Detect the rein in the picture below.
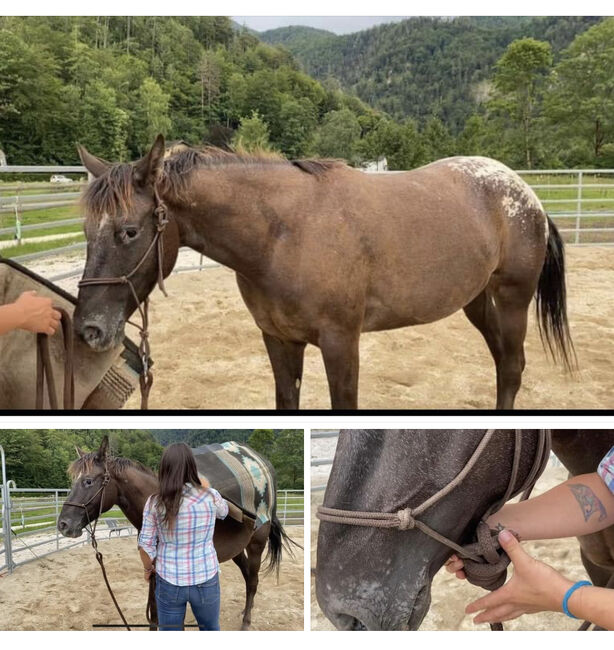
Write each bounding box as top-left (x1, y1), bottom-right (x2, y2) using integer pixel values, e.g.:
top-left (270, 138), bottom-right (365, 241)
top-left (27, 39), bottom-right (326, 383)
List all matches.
top-left (78, 186), bottom-right (170, 410)
top-left (64, 468), bottom-right (131, 630)
top-left (316, 430), bottom-right (552, 630)
top-left (36, 307), bottom-right (75, 409)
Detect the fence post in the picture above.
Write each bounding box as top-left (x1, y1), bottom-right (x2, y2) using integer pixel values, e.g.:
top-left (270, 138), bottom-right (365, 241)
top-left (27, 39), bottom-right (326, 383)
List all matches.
top-left (55, 491), bottom-right (60, 551)
top-left (575, 170), bottom-right (583, 244)
top-left (0, 445), bottom-right (14, 574)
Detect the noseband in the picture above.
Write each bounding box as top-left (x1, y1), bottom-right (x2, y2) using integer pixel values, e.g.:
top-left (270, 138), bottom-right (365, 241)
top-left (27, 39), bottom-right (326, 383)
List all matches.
top-left (317, 430), bottom-right (552, 627)
top-left (78, 186), bottom-right (170, 409)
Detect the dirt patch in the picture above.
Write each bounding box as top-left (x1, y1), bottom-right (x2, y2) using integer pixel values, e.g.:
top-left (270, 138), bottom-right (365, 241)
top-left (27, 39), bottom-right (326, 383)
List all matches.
top-left (0, 527), bottom-right (303, 631)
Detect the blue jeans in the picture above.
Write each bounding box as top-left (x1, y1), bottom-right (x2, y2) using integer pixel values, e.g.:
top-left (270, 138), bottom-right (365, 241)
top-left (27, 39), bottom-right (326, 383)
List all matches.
top-left (155, 573), bottom-right (221, 631)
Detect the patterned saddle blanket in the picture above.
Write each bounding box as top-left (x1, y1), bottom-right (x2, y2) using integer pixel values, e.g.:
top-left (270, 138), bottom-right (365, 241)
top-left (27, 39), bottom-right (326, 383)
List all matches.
top-left (192, 441), bottom-right (276, 529)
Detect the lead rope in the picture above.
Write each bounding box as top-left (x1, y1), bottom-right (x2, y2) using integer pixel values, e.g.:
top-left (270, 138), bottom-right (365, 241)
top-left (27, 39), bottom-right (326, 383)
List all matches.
top-left (78, 186), bottom-right (169, 410)
top-left (35, 308), bottom-right (75, 409)
top-left (64, 469), bottom-right (131, 630)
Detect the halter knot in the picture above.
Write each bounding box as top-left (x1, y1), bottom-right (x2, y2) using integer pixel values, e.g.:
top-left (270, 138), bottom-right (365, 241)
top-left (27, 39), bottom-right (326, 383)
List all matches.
top-left (397, 508), bottom-right (415, 530)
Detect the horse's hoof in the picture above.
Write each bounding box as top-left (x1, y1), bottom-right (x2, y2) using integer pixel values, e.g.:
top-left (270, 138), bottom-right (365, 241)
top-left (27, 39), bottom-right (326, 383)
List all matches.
top-left (241, 622), bottom-right (251, 631)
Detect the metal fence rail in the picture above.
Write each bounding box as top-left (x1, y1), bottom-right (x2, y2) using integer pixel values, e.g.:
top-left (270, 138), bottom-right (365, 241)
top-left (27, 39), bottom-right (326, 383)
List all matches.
top-left (277, 489), bottom-right (304, 526)
top-left (2, 166), bottom-right (614, 271)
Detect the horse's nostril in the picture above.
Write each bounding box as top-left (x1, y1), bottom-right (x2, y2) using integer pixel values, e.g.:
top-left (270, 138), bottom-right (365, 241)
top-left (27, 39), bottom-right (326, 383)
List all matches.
top-left (82, 323), bottom-right (103, 344)
top-left (58, 520), bottom-right (67, 531)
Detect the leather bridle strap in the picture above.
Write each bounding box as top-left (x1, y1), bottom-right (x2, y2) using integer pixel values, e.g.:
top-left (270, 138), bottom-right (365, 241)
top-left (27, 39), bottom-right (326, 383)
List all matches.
top-left (64, 468), bottom-right (131, 630)
top-left (78, 186), bottom-right (169, 409)
top-left (35, 308), bottom-right (75, 410)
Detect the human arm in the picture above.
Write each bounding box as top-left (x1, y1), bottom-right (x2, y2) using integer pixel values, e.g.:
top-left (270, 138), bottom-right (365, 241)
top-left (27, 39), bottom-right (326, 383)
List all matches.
top-left (446, 471), bottom-right (614, 579)
top-left (0, 291), bottom-right (61, 335)
top-left (137, 497), bottom-right (158, 581)
top-left (465, 529), bottom-right (614, 630)
top-left (209, 488), bottom-right (229, 519)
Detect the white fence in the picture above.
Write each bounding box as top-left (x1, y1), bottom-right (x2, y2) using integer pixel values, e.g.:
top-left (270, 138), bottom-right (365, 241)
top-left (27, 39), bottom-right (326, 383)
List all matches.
top-left (1, 166), bottom-right (614, 272)
top-left (277, 489), bottom-right (304, 526)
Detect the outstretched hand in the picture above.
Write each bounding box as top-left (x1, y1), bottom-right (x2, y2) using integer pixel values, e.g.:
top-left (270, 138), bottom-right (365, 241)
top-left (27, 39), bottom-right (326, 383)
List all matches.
top-left (452, 529), bottom-right (574, 625)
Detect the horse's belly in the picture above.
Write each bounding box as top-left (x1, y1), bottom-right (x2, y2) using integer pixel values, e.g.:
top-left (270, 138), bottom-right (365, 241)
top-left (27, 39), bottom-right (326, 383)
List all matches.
top-left (362, 266), bottom-right (493, 331)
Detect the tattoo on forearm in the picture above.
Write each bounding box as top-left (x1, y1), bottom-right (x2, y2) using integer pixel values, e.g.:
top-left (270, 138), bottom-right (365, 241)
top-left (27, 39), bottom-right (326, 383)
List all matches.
top-left (569, 484), bottom-right (607, 523)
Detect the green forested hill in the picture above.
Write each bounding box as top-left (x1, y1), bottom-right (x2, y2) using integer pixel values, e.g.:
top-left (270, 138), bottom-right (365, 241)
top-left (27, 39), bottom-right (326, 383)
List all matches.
top-left (0, 429), bottom-right (303, 489)
top-left (261, 16), bottom-right (602, 131)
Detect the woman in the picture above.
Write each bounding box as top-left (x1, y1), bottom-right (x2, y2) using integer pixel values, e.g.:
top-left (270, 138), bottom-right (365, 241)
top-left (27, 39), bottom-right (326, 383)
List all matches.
top-left (446, 445), bottom-right (614, 629)
top-left (138, 443), bottom-right (229, 631)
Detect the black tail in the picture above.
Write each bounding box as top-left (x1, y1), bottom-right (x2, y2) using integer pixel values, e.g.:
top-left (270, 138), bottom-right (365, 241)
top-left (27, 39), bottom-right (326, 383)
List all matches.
top-left (536, 216), bottom-right (576, 370)
top-left (263, 510), bottom-right (303, 579)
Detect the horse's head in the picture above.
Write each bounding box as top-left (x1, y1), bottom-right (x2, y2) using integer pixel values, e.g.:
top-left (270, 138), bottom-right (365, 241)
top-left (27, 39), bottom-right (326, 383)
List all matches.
top-left (73, 135), bottom-right (180, 351)
top-left (57, 436), bottom-right (118, 537)
top-left (316, 430), bottom-right (540, 631)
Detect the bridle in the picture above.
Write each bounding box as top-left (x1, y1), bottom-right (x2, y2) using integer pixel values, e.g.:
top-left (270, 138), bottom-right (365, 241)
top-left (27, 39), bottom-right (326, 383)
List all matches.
top-left (316, 430), bottom-right (552, 630)
top-left (63, 466), bottom-right (131, 630)
top-left (78, 186), bottom-right (170, 409)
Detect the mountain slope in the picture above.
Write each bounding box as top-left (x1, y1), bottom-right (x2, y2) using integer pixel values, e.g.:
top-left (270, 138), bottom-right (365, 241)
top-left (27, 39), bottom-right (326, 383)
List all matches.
top-left (262, 16), bottom-right (602, 132)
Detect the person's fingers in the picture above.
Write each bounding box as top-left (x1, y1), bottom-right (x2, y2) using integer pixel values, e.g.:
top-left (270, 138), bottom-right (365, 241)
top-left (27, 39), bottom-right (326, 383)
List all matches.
top-left (466, 585), bottom-right (510, 614)
top-left (498, 529), bottom-right (525, 564)
top-left (455, 569), bottom-right (467, 580)
top-left (473, 605), bottom-right (523, 625)
top-left (46, 326), bottom-right (56, 335)
top-left (50, 309), bottom-right (61, 321)
top-left (445, 557), bottom-right (465, 574)
top-left (23, 290), bottom-right (37, 297)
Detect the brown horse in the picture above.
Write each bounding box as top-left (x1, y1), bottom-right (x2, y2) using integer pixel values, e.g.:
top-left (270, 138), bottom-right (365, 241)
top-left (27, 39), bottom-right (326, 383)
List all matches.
top-left (73, 135), bottom-right (574, 409)
top-left (57, 436), bottom-right (295, 630)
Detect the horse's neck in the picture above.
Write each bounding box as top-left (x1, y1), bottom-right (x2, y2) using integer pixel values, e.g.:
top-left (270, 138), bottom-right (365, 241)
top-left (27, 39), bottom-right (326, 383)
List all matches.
top-left (113, 467), bottom-right (158, 531)
top-left (170, 166), bottom-right (305, 275)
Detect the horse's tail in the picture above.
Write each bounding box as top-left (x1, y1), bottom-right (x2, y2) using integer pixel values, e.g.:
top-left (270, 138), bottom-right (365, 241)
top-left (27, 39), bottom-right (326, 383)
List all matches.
top-left (263, 508), bottom-right (303, 579)
top-left (536, 215), bottom-right (576, 371)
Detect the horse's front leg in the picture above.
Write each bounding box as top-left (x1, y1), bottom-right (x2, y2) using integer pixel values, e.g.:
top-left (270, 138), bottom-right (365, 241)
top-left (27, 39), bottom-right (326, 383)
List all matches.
top-left (319, 329), bottom-right (360, 409)
top-left (262, 333), bottom-right (306, 410)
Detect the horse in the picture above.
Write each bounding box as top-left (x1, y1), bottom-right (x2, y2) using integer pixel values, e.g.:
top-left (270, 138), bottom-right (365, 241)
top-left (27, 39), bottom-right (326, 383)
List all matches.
top-left (72, 135), bottom-right (574, 410)
top-left (315, 429), bottom-right (614, 631)
top-left (57, 436), bottom-right (295, 630)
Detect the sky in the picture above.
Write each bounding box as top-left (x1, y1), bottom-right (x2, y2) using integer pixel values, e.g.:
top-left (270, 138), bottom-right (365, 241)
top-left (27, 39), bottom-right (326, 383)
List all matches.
top-left (231, 16), bottom-right (409, 35)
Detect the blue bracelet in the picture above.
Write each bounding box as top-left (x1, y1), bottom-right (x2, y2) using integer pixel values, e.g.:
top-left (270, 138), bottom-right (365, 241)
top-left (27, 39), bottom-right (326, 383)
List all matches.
top-left (562, 580), bottom-right (592, 619)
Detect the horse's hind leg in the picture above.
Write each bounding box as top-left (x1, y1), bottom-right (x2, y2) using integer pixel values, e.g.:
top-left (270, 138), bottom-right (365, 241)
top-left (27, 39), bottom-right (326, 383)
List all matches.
top-left (262, 333), bottom-right (306, 409)
top-left (463, 282), bottom-right (531, 409)
top-left (236, 526), bottom-right (268, 630)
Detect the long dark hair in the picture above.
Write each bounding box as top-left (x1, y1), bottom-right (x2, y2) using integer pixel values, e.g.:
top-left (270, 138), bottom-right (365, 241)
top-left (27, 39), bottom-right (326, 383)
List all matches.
top-left (155, 443), bottom-right (203, 530)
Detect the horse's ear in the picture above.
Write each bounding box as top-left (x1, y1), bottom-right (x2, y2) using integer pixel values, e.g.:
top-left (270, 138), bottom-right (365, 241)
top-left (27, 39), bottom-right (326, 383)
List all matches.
top-left (95, 436), bottom-right (109, 462)
top-left (134, 134), bottom-right (165, 187)
top-left (75, 446), bottom-right (86, 458)
top-left (77, 144), bottom-right (111, 179)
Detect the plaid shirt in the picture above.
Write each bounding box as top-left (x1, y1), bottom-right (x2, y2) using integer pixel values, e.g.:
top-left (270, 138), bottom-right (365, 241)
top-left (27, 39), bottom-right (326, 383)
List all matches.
top-left (598, 447), bottom-right (614, 495)
top-left (138, 484), bottom-right (228, 586)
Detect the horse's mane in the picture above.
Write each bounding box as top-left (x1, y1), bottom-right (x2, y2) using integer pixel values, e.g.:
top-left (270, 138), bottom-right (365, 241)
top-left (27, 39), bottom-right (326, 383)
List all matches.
top-left (82, 146), bottom-right (345, 220)
top-left (68, 452), bottom-right (155, 480)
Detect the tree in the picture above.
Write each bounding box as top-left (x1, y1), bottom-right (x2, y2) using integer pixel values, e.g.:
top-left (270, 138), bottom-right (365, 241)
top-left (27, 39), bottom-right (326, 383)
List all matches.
top-left (488, 38), bottom-right (552, 168)
top-left (423, 117), bottom-right (456, 162)
top-left (247, 430), bottom-right (277, 458)
top-left (313, 108), bottom-right (361, 161)
top-left (544, 18), bottom-right (614, 165)
top-left (232, 111), bottom-right (273, 151)
top-left (132, 77), bottom-right (171, 155)
top-left (277, 97), bottom-right (317, 158)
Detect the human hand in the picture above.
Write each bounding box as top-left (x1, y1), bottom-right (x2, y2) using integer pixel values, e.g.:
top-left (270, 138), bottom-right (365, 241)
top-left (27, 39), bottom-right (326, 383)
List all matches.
top-left (465, 529), bottom-right (573, 624)
top-left (14, 291), bottom-right (61, 335)
top-left (445, 554), bottom-right (466, 580)
top-left (143, 566), bottom-right (155, 582)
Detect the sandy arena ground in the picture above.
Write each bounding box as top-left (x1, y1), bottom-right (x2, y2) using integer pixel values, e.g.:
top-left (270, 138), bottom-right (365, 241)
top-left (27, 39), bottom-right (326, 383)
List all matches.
top-left (311, 463), bottom-right (591, 631)
top-left (0, 527), bottom-right (303, 631)
top-left (24, 245), bottom-right (614, 409)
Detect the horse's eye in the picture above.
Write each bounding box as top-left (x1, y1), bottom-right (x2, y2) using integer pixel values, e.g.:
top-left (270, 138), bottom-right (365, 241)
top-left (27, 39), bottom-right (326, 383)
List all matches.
top-left (122, 227), bottom-right (139, 241)
top-left (83, 478), bottom-right (93, 487)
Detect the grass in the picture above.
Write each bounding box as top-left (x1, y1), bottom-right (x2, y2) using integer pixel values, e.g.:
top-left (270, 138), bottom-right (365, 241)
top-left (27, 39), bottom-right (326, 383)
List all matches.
top-left (0, 233), bottom-right (84, 259)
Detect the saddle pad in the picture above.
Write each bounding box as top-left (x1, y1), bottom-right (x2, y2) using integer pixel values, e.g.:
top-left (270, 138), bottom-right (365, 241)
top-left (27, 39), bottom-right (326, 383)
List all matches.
top-left (192, 441), bottom-right (276, 529)
top-left (0, 257), bottom-right (142, 409)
